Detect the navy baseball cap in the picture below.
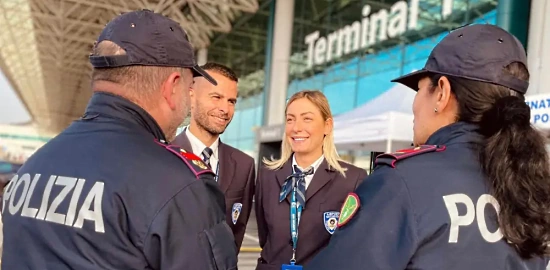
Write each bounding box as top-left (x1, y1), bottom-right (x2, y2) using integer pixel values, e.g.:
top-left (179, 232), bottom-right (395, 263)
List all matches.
top-left (392, 24), bottom-right (528, 94)
top-left (89, 9), bottom-right (217, 86)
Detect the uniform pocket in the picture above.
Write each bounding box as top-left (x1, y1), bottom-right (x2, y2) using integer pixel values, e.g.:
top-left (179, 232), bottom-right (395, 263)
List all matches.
top-left (199, 221), bottom-right (238, 270)
top-left (255, 259), bottom-right (280, 270)
top-left (318, 201), bottom-right (344, 212)
top-left (255, 263), bottom-right (280, 270)
top-left (226, 188), bottom-right (245, 199)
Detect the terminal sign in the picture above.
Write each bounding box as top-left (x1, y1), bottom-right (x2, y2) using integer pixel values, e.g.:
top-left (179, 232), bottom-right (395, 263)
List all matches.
top-left (305, 0), bottom-right (455, 68)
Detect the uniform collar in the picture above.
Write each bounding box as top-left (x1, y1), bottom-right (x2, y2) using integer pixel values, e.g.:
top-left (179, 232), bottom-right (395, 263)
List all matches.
top-left (83, 92), bottom-right (167, 142)
top-left (425, 121), bottom-right (482, 146)
top-left (292, 154), bottom-right (325, 173)
top-left (184, 126), bottom-right (220, 158)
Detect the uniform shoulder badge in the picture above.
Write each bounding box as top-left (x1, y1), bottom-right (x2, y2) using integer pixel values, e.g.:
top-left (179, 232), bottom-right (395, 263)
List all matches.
top-left (232, 203), bottom-right (242, 225)
top-left (323, 211), bottom-right (340, 234)
top-left (375, 144), bottom-right (446, 168)
top-left (155, 141), bottom-right (214, 179)
top-left (337, 193), bottom-right (360, 228)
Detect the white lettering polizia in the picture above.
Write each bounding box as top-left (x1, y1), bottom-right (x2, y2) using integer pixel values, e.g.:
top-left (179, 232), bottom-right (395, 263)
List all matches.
top-left (443, 193), bottom-right (503, 244)
top-left (2, 173), bottom-right (106, 233)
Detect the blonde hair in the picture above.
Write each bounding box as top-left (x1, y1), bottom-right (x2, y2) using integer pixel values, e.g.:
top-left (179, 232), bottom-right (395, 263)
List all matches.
top-left (263, 90), bottom-right (347, 177)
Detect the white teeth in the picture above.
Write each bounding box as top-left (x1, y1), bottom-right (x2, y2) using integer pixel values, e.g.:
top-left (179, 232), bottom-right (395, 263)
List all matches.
top-left (294, 138), bottom-right (306, 141)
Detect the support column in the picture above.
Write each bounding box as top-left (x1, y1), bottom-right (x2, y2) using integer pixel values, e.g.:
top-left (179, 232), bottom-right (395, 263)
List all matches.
top-left (197, 48), bottom-right (208, 66)
top-left (496, 0), bottom-right (531, 48)
top-left (526, 0), bottom-right (550, 95)
top-left (261, 0), bottom-right (276, 126)
top-left (265, 0), bottom-right (295, 126)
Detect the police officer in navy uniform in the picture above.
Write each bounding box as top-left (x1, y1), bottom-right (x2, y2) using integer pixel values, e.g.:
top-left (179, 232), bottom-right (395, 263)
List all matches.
top-left (305, 24), bottom-right (550, 269)
top-left (1, 10), bottom-right (237, 270)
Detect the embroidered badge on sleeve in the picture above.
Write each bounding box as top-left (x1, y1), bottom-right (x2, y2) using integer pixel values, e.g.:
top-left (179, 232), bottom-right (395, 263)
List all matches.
top-left (337, 193), bottom-right (360, 228)
top-left (155, 140), bottom-right (214, 179)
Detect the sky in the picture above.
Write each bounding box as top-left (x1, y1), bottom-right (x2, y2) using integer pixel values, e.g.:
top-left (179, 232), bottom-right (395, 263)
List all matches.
top-left (0, 70), bottom-right (31, 125)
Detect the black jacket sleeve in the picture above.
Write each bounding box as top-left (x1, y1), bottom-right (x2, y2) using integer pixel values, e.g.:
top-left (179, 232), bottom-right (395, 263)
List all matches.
top-left (233, 159), bottom-right (256, 250)
top-left (142, 178), bottom-right (238, 270)
top-left (304, 168), bottom-right (418, 270)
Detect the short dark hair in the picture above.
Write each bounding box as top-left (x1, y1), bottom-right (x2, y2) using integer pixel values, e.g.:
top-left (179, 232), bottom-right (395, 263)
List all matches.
top-left (201, 62), bottom-right (238, 82)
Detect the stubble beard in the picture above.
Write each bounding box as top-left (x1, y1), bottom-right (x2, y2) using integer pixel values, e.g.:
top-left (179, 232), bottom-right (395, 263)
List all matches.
top-left (195, 107), bottom-right (230, 137)
top-left (196, 114), bottom-right (223, 137)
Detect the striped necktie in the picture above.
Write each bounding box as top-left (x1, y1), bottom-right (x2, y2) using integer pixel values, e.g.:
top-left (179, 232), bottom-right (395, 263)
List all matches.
top-left (279, 165), bottom-right (314, 209)
top-left (201, 147), bottom-right (213, 167)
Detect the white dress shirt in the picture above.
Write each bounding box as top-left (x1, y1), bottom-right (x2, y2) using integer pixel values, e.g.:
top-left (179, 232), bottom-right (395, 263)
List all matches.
top-left (292, 154), bottom-right (324, 189)
top-left (185, 126), bottom-right (220, 175)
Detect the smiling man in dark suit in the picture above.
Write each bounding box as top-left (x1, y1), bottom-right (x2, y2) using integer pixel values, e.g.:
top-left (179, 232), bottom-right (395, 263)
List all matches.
top-left (172, 62), bottom-right (255, 252)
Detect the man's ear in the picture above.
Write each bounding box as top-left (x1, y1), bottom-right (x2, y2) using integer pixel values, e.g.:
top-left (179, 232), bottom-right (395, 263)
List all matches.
top-left (435, 76), bottom-right (452, 112)
top-left (188, 86), bottom-right (196, 110)
top-left (189, 85), bottom-right (196, 99)
top-left (161, 71), bottom-right (181, 110)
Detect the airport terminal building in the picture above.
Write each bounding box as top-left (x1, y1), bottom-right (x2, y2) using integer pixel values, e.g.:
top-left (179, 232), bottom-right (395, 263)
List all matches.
top-left (203, 0), bottom-right (546, 171)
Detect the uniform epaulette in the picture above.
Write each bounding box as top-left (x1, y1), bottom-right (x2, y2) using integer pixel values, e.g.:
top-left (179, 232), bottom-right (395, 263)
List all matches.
top-left (375, 145), bottom-right (446, 168)
top-left (155, 141), bottom-right (214, 179)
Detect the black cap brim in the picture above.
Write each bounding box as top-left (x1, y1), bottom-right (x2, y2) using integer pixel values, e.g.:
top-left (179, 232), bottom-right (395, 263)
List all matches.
top-left (391, 69), bottom-right (431, 91)
top-left (192, 65), bottom-right (217, 86)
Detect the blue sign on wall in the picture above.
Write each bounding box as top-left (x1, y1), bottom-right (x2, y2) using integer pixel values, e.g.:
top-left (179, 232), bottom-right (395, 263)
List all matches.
top-left (526, 94), bottom-right (550, 127)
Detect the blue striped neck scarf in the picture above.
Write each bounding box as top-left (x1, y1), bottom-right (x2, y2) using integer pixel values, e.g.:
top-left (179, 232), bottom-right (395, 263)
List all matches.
top-left (279, 165), bottom-right (314, 209)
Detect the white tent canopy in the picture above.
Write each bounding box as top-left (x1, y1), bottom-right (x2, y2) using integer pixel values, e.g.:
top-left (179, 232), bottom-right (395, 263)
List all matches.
top-left (333, 83), bottom-right (416, 152)
top-left (334, 83), bottom-right (416, 123)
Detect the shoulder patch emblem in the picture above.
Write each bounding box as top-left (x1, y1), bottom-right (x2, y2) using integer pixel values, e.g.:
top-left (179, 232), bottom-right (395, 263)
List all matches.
top-left (155, 140), bottom-right (214, 179)
top-left (232, 203), bottom-right (242, 225)
top-left (191, 159), bottom-right (208, 170)
top-left (337, 193), bottom-right (360, 228)
top-left (375, 144), bottom-right (446, 168)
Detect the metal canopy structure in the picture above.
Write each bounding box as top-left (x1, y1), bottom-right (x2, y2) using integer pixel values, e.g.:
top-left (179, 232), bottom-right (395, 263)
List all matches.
top-left (0, 0), bottom-right (259, 133)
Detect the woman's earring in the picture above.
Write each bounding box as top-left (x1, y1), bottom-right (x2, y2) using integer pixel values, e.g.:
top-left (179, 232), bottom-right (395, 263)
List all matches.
top-left (434, 108), bottom-right (438, 113)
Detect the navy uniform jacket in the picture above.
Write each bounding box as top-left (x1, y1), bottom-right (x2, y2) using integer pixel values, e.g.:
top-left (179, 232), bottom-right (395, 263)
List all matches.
top-left (305, 122), bottom-right (549, 270)
top-left (1, 92), bottom-right (238, 270)
top-left (255, 159), bottom-right (367, 269)
top-left (172, 131), bottom-right (256, 252)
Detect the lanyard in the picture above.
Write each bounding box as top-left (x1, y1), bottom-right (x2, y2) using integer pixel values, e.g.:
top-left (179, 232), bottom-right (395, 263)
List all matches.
top-left (214, 161), bottom-right (219, 182)
top-left (289, 174), bottom-right (302, 263)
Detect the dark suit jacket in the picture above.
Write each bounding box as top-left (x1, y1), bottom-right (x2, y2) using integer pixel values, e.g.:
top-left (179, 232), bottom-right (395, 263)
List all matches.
top-left (172, 132), bottom-right (256, 252)
top-left (255, 159), bottom-right (367, 270)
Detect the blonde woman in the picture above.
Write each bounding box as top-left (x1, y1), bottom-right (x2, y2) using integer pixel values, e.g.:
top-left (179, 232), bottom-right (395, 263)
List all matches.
top-left (254, 90), bottom-right (367, 270)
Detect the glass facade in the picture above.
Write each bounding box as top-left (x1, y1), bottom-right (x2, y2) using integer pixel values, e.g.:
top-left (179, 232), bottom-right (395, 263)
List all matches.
top-left (222, 0), bottom-right (503, 164)
top-left (286, 0), bottom-right (499, 113)
top-left (220, 92), bottom-right (264, 157)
